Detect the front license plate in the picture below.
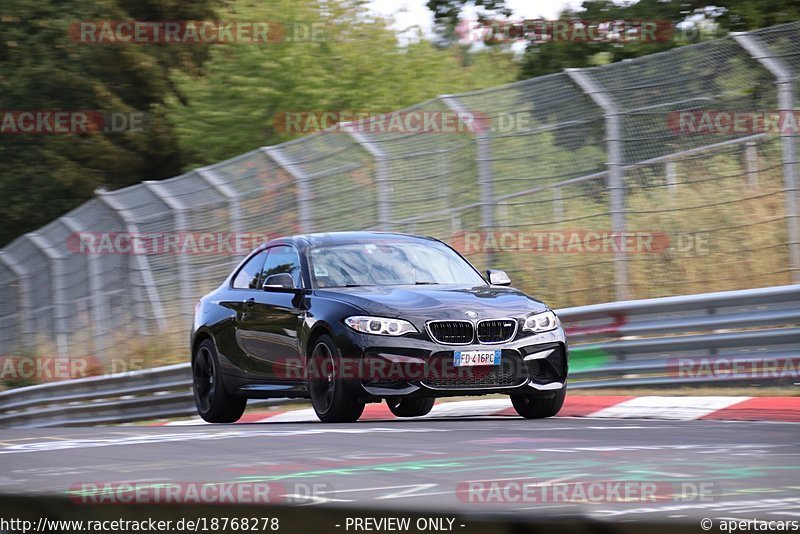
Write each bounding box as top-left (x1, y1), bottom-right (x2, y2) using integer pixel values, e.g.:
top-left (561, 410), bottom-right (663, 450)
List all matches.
top-left (453, 350), bottom-right (502, 367)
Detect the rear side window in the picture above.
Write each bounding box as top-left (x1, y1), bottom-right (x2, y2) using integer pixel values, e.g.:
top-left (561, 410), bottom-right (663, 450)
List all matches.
top-left (232, 251), bottom-right (268, 289)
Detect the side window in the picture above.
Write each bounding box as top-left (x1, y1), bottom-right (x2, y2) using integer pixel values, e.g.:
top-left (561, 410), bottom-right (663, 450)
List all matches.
top-left (232, 251), bottom-right (268, 289)
top-left (260, 245), bottom-right (302, 288)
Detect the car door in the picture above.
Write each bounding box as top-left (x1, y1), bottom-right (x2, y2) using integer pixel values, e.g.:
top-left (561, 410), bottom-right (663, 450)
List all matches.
top-left (216, 249), bottom-right (269, 373)
top-left (238, 245), bottom-right (305, 382)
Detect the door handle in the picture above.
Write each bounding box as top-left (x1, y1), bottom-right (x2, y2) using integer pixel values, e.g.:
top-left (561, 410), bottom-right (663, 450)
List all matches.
top-left (245, 298), bottom-right (255, 307)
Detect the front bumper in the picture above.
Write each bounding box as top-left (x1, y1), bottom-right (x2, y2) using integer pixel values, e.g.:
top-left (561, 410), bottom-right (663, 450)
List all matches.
top-left (339, 327), bottom-right (568, 398)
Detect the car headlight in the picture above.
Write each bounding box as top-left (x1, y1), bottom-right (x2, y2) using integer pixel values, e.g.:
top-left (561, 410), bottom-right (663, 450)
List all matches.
top-left (344, 316), bottom-right (418, 336)
top-left (523, 311), bottom-right (558, 333)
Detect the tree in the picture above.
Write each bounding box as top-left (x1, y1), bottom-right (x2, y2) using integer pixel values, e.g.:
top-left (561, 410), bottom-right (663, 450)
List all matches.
top-left (0, 0), bottom-right (219, 246)
top-left (693, 0), bottom-right (800, 31)
top-left (423, 0), bottom-right (800, 80)
top-left (168, 0), bottom-right (518, 169)
top-left (426, 0), bottom-right (511, 46)
top-left (518, 0), bottom-right (702, 79)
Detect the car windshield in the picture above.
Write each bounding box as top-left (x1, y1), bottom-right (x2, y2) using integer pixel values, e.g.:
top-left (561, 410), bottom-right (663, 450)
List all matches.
top-left (307, 239), bottom-right (487, 288)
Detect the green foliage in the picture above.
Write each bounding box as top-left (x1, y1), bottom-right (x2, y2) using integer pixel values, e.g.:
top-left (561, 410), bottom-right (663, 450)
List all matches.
top-left (519, 0), bottom-right (705, 79)
top-left (0, 0), bottom-right (220, 246)
top-left (426, 0), bottom-right (511, 46)
top-left (707, 0), bottom-right (800, 31)
top-left (422, 0), bottom-right (800, 79)
top-left (519, 0), bottom-right (800, 79)
top-left (168, 0), bottom-right (518, 170)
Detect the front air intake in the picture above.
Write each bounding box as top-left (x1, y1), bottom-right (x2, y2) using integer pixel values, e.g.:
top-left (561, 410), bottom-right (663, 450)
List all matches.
top-left (476, 319), bottom-right (517, 343)
top-left (427, 320), bottom-right (474, 344)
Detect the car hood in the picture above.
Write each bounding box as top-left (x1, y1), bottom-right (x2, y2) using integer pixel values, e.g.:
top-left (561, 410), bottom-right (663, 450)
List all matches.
top-left (316, 284), bottom-right (548, 321)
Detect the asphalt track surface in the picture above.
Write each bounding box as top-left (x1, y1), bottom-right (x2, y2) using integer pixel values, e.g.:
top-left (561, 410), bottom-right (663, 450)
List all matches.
top-left (0, 416), bottom-right (798, 522)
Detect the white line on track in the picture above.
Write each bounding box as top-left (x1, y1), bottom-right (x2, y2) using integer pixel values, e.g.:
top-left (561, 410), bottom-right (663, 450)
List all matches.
top-left (0, 427), bottom-right (448, 455)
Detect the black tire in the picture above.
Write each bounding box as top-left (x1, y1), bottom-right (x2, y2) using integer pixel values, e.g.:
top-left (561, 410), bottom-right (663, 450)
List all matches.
top-left (308, 334), bottom-right (365, 423)
top-left (386, 397), bottom-right (435, 417)
top-left (192, 338), bottom-right (247, 423)
top-left (510, 385), bottom-right (566, 419)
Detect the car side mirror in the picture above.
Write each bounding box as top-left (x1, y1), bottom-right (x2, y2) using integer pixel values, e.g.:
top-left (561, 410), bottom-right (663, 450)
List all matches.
top-left (262, 273), bottom-right (295, 291)
top-left (487, 269), bottom-right (511, 286)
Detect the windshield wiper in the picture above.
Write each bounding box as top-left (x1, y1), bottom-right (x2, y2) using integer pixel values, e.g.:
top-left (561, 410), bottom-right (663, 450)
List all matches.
top-left (413, 281), bottom-right (438, 285)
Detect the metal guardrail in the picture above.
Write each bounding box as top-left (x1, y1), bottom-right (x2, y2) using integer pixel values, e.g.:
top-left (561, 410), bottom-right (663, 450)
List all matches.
top-left (1, 285), bottom-right (798, 428)
top-left (560, 284), bottom-right (800, 389)
top-left (0, 364), bottom-right (303, 428)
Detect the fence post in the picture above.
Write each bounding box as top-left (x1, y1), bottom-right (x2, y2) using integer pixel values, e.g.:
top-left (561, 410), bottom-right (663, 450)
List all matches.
top-left (0, 251), bottom-right (33, 351)
top-left (665, 160), bottom-right (678, 194)
top-left (348, 130), bottom-right (390, 230)
top-left (61, 216), bottom-right (108, 360)
top-left (451, 214), bottom-right (462, 233)
top-left (143, 181), bottom-right (193, 331)
top-left (25, 233), bottom-right (70, 358)
top-left (733, 32), bottom-right (800, 283)
top-left (262, 147), bottom-right (314, 234)
top-left (745, 141), bottom-right (760, 187)
top-left (95, 188), bottom-right (167, 332)
top-left (566, 68), bottom-right (629, 300)
top-left (553, 187), bottom-right (564, 222)
top-left (197, 168), bottom-right (244, 268)
top-left (440, 94), bottom-right (496, 265)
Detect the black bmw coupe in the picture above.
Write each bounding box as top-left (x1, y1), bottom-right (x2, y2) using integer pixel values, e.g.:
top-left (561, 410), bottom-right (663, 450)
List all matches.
top-left (191, 232), bottom-right (568, 423)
